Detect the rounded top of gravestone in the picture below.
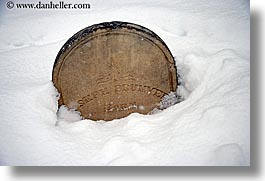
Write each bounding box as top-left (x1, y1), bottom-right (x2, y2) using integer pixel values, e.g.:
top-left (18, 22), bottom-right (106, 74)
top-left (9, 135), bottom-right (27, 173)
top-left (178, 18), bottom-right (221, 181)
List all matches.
top-left (52, 21), bottom-right (177, 121)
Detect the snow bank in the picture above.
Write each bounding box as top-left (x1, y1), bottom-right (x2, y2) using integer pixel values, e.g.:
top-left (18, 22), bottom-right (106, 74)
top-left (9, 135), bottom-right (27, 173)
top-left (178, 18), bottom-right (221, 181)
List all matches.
top-left (0, 0), bottom-right (249, 165)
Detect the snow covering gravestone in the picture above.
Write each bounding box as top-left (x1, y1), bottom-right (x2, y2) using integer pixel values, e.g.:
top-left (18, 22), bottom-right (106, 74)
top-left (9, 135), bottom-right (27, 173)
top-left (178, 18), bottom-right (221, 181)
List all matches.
top-left (52, 21), bottom-right (177, 121)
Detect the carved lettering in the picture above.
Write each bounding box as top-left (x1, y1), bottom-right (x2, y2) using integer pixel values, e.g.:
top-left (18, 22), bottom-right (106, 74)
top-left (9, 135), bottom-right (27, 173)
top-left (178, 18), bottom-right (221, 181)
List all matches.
top-left (122, 84), bottom-right (130, 92)
top-left (138, 84), bottom-right (144, 92)
top-left (78, 83), bottom-right (167, 108)
top-left (78, 87), bottom-right (109, 107)
top-left (103, 102), bottom-right (137, 113)
top-left (115, 85), bottom-right (122, 94)
top-left (131, 84), bottom-right (136, 91)
top-left (114, 83), bottom-right (167, 98)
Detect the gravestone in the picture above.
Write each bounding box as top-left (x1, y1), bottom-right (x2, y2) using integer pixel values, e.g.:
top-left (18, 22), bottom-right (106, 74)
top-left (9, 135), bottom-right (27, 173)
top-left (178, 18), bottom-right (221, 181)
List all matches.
top-left (52, 21), bottom-right (177, 121)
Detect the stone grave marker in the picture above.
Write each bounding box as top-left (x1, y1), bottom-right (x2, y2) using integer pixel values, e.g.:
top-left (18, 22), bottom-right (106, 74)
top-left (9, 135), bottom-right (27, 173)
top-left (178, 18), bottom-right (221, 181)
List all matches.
top-left (52, 21), bottom-right (177, 121)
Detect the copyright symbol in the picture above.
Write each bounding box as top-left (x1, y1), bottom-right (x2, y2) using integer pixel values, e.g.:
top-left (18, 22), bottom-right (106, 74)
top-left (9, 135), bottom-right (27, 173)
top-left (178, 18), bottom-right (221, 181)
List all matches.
top-left (6, 1), bottom-right (14, 9)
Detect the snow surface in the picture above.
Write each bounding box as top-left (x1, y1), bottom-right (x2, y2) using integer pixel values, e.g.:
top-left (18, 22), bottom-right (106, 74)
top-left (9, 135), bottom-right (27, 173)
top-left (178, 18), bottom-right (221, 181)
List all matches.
top-left (0, 0), bottom-right (249, 166)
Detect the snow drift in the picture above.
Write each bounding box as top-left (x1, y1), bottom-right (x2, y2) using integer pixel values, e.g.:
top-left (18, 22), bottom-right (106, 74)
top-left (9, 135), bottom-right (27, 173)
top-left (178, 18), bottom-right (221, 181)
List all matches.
top-left (0, 0), bottom-right (249, 166)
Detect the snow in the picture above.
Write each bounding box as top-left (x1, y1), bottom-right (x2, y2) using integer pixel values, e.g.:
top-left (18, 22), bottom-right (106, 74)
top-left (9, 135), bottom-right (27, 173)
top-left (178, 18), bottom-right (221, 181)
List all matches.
top-left (0, 0), bottom-right (249, 166)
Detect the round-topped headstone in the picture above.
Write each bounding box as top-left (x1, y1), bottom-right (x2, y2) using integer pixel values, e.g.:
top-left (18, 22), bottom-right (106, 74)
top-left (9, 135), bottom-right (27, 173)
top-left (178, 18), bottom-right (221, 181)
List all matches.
top-left (52, 21), bottom-right (177, 121)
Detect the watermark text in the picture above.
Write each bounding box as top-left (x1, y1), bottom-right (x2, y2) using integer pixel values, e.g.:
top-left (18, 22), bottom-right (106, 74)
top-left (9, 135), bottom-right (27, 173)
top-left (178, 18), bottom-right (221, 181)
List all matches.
top-left (6, 1), bottom-right (91, 10)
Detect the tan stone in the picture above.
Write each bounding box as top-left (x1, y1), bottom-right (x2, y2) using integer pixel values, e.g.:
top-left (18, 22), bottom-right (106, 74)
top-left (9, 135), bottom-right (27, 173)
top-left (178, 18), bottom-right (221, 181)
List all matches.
top-left (52, 21), bottom-right (177, 121)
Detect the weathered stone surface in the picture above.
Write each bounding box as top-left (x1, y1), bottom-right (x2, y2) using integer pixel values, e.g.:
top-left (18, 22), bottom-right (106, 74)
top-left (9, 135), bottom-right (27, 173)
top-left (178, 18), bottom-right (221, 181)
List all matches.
top-left (52, 21), bottom-right (177, 121)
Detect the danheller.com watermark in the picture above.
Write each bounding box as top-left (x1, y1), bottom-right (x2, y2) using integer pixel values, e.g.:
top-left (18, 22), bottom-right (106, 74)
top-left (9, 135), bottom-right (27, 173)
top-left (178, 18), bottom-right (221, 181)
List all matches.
top-left (6, 1), bottom-right (91, 10)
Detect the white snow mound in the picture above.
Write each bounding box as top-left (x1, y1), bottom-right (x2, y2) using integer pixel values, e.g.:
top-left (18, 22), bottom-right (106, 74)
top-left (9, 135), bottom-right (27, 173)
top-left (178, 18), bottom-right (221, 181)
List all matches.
top-left (0, 0), bottom-right (249, 166)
